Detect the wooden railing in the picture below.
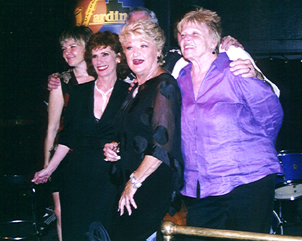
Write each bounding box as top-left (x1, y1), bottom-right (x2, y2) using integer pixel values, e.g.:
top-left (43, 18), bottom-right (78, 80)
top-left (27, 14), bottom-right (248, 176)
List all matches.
top-left (161, 221), bottom-right (302, 241)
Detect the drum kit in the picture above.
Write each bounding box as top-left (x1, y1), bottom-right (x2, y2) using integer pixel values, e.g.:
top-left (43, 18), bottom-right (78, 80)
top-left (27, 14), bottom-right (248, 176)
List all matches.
top-left (271, 150), bottom-right (302, 235)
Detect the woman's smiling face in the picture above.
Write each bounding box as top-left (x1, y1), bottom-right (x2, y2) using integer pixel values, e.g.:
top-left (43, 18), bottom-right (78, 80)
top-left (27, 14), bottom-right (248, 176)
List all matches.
top-left (62, 39), bottom-right (85, 67)
top-left (91, 45), bottom-right (120, 79)
top-left (123, 34), bottom-right (160, 78)
top-left (179, 21), bottom-right (217, 62)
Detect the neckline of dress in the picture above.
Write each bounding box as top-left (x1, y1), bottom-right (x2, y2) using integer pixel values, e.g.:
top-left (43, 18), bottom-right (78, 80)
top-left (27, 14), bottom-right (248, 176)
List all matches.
top-left (94, 81), bottom-right (114, 115)
top-left (137, 72), bottom-right (166, 86)
top-left (95, 81), bottom-right (114, 96)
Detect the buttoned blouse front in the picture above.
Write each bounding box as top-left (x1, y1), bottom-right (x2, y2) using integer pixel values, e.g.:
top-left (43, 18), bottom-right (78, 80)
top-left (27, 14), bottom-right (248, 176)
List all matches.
top-left (178, 53), bottom-right (283, 199)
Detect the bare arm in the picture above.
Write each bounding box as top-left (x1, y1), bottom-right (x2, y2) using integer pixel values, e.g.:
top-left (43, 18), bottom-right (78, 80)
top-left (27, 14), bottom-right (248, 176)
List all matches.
top-left (103, 144), bottom-right (162, 215)
top-left (32, 144), bottom-right (70, 184)
top-left (118, 155), bottom-right (162, 216)
top-left (44, 85), bottom-right (64, 168)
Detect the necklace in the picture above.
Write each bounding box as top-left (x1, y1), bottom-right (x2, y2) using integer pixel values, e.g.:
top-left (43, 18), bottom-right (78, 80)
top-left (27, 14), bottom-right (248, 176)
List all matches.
top-left (95, 81), bottom-right (114, 113)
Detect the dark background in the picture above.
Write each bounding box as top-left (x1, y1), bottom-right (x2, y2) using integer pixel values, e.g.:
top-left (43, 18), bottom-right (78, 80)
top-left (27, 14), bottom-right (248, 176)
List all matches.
top-left (1, 0), bottom-right (302, 175)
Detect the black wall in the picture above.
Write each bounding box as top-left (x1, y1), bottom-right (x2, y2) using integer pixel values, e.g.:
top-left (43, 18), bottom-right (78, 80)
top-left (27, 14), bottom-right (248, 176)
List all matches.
top-left (146, 0), bottom-right (302, 57)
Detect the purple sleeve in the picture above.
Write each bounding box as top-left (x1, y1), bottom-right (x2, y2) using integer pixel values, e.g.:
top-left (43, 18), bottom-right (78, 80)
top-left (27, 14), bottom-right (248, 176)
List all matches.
top-left (236, 75), bottom-right (283, 143)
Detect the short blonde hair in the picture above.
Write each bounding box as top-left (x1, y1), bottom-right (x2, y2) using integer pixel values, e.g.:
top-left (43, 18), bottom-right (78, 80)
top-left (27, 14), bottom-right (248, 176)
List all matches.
top-left (119, 20), bottom-right (166, 65)
top-left (177, 8), bottom-right (221, 53)
top-left (59, 25), bottom-right (93, 48)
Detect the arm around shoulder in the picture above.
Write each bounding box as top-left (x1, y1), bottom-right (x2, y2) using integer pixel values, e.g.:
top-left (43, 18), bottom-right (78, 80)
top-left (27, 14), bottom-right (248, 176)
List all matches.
top-left (224, 45), bottom-right (280, 97)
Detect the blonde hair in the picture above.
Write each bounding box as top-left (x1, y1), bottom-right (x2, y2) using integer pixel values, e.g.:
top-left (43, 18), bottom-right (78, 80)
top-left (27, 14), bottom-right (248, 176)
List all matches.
top-left (119, 20), bottom-right (166, 65)
top-left (177, 8), bottom-right (222, 53)
top-left (59, 25), bottom-right (93, 48)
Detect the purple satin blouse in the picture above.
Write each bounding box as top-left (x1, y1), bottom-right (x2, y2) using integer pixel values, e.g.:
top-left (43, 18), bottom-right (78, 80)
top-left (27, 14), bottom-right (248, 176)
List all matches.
top-left (178, 53), bottom-right (283, 199)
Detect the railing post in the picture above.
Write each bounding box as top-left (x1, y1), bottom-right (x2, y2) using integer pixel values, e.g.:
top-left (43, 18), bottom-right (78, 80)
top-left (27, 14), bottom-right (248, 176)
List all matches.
top-left (161, 221), bottom-right (176, 241)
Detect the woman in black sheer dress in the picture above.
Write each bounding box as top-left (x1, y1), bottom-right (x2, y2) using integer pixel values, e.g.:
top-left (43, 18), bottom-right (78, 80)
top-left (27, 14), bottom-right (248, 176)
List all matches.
top-left (104, 20), bottom-right (184, 241)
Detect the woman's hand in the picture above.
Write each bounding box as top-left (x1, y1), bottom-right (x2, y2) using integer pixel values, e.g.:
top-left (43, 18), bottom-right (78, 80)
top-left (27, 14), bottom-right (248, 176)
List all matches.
top-left (33, 145), bottom-right (69, 184)
top-left (31, 168), bottom-right (52, 184)
top-left (221, 35), bottom-right (243, 50)
top-left (118, 180), bottom-right (138, 216)
top-left (103, 142), bottom-right (121, 162)
top-left (118, 156), bottom-right (162, 216)
top-left (230, 58), bottom-right (258, 78)
top-left (128, 79), bottom-right (137, 92)
top-left (47, 73), bottom-right (61, 90)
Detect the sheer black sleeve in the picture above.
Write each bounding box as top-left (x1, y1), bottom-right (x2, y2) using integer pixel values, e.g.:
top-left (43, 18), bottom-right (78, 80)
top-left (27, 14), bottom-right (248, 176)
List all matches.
top-left (145, 74), bottom-right (184, 188)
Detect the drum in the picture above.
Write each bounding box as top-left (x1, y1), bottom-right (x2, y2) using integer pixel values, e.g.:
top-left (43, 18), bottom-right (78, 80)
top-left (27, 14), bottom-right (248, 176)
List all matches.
top-left (275, 151), bottom-right (302, 200)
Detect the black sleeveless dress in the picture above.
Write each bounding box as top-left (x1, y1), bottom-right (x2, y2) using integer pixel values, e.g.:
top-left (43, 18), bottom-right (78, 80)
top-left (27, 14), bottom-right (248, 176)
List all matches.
top-left (58, 79), bottom-right (129, 241)
top-left (50, 69), bottom-right (78, 193)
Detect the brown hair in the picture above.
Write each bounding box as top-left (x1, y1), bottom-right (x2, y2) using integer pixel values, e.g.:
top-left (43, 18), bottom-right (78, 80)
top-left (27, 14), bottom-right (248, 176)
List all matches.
top-left (85, 31), bottom-right (130, 79)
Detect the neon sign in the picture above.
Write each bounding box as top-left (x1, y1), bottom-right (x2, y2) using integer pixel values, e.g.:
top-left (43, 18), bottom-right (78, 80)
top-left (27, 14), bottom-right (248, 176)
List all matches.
top-left (75, 0), bottom-right (144, 33)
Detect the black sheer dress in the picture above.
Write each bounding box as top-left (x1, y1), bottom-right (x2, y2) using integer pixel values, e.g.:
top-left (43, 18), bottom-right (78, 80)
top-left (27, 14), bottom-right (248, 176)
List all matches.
top-left (57, 79), bottom-right (129, 241)
top-left (112, 73), bottom-right (184, 241)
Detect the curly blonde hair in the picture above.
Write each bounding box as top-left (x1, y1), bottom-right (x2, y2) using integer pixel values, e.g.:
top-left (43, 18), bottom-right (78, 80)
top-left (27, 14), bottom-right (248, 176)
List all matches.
top-left (177, 8), bottom-right (222, 53)
top-left (119, 20), bottom-right (166, 65)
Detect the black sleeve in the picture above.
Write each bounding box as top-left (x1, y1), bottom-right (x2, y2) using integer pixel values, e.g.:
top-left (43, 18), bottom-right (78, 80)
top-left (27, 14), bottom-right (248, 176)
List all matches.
top-left (145, 75), bottom-right (184, 189)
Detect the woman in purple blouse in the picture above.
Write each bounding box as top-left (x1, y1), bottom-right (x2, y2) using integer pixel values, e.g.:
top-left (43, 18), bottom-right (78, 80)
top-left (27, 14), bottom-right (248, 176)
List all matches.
top-left (176, 7), bottom-right (283, 237)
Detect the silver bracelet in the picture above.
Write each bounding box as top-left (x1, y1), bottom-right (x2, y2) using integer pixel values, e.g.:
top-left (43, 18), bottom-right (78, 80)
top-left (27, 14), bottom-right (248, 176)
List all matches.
top-left (130, 173), bottom-right (142, 189)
